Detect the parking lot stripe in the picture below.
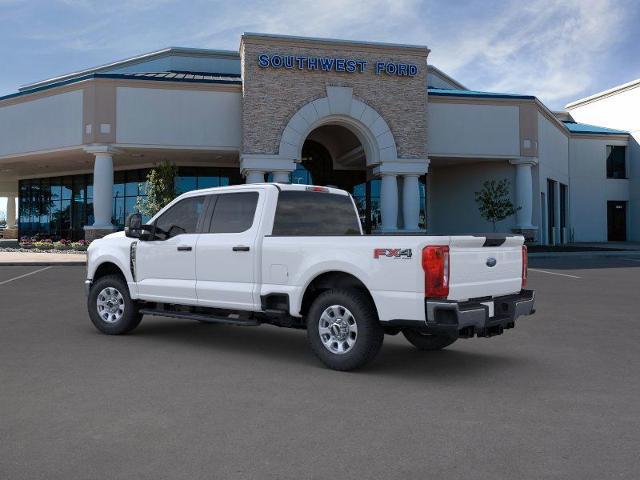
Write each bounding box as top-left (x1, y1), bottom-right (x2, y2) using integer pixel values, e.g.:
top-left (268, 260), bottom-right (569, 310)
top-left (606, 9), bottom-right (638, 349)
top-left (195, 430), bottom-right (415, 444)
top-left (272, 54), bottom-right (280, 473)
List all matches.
top-left (529, 268), bottom-right (581, 279)
top-left (0, 266), bottom-right (52, 286)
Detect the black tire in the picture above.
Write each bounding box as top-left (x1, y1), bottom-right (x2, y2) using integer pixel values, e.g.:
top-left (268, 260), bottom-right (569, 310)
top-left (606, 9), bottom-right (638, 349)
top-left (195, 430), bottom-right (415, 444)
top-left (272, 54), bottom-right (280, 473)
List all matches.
top-left (402, 329), bottom-right (457, 351)
top-left (306, 289), bottom-right (384, 371)
top-left (88, 274), bottom-right (142, 335)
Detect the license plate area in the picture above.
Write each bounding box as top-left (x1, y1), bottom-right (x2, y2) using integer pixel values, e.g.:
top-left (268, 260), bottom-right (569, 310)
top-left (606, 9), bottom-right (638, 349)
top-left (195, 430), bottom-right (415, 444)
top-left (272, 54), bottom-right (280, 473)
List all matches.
top-left (481, 301), bottom-right (495, 318)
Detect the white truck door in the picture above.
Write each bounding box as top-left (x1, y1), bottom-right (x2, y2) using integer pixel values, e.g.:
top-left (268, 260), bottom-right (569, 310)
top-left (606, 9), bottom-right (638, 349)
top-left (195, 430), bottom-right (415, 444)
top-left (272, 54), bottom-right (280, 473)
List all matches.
top-left (135, 195), bottom-right (206, 304)
top-left (196, 190), bottom-right (262, 311)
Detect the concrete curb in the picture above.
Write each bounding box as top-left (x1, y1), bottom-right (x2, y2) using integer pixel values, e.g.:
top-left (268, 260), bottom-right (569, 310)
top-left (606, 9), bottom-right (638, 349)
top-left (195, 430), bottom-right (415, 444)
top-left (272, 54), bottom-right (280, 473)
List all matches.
top-left (0, 261), bottom-right (86, 266)
top-left (529, 251), bottom-right (640, 259)
top-left (0, 252), bottom-right (87, 266)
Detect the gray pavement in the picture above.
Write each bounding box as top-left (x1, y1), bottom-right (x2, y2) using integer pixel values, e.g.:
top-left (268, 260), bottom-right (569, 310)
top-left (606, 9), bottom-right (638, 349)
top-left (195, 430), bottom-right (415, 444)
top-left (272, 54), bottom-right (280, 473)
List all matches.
top-left (1, 258), bottom-right (639, 479)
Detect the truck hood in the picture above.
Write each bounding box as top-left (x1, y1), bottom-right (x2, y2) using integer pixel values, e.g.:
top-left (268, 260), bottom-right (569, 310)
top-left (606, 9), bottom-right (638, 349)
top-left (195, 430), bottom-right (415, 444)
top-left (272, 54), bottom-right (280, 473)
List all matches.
top-left (103, 231), bottom-right (127, 239)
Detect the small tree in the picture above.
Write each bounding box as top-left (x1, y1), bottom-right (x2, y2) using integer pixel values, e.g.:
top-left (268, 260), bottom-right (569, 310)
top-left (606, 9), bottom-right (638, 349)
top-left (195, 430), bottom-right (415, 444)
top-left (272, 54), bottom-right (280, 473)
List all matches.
top-left (474, 179), bottom-right (520, 232)
top-left (136, 161), bottom-right (178, 217)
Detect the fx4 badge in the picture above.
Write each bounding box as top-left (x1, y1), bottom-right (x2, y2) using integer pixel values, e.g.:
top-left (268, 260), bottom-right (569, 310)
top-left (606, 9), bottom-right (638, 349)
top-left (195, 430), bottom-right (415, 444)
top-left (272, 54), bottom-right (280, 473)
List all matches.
top-left (373, 248), bottom-right (413, 259)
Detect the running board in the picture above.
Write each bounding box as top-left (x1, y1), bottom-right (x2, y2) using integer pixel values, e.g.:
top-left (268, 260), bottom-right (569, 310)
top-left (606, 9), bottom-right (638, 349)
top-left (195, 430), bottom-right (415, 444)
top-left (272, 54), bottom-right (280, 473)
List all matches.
top-left (139, 308), bottom-right (260, 326)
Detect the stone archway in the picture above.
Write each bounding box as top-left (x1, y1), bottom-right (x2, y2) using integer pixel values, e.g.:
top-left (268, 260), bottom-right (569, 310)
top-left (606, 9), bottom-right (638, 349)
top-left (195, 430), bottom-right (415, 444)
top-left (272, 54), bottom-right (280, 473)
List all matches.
top-left (240, 85), bottom-right (428, 232)
top-left (278, 86), bottom-right (398, 166)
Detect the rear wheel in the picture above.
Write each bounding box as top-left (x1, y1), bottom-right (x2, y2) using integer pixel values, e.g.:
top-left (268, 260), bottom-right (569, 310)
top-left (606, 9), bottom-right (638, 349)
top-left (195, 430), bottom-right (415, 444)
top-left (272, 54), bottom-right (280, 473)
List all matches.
top-left (402, 329), bottom-right (457, 351)
top-left (88, 274), bottom-right (142, 335)
top-left (306, 289), bottom-right (384, 371)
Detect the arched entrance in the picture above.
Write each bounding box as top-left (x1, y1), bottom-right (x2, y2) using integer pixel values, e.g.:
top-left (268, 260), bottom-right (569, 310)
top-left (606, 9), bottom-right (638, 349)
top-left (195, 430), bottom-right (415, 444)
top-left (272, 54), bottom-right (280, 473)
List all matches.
top-left (243, 86), bottom-right (429, 232)
top-left (291, 124), bottom-right (382, 233)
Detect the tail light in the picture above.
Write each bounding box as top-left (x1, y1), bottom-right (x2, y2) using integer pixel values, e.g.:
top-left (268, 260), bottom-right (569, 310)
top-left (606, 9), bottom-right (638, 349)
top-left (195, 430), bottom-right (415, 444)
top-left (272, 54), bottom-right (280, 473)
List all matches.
top-left (422, 246), bottom-right (450, 299)
top-left (521, 245), bottom-right (528, 289)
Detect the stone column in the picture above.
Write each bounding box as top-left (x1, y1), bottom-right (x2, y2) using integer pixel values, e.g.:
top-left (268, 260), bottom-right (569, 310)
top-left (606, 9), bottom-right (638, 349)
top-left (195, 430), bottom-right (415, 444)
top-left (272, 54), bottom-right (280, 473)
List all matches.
top-left (272, 171), bottom-right (290, 183)
top-left (380, 174), bottom-right (398, 232)
top-left (510, 158), bottom-right (537, 229)
top-left (240, 154), bottom-right (295, 185)
top-left (375, 160), bottom-right (429, 233)
top-left (6, 195), bottom-right (17, 229)
top-left (402, 174), bottom-right (421, 231)
top-left (245, 170), bottom-right (265, 184)
top-left (84, 146), bottom-right (116, 240)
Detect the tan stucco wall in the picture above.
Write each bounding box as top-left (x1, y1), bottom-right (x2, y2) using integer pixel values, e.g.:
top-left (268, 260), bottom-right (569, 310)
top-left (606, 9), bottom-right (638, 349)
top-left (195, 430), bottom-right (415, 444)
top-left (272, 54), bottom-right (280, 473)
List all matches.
top-left (240, 35), bottom-right (429, 160)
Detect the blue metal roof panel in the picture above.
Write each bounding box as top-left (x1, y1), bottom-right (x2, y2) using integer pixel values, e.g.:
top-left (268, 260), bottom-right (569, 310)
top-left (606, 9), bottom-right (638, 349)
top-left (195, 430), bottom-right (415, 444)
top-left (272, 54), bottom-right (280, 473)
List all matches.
top-left (562, 121), bottom-right (628, 135)
top-left (428, 87), bottom-right (535, 100)
top-left (0, 72), bottom-right (242, 102)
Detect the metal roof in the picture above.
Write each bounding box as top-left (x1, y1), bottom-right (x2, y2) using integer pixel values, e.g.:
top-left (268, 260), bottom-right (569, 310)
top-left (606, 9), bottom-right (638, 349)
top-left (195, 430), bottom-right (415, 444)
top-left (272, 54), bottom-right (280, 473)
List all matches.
top-left (0, 71), bottom-right (241, 103)
top-left (117, 71), bottom-right (241, 82)
top-left (428, 87), bottom-right (535, 100)
top-left (19, 47), bottom-right (240, 92)
top-left (565, 78), bottom-right (640, 109)
top-left (562, 121), bottom-right (628, 135)
top-left (427, 66), bottom-right (467, 90)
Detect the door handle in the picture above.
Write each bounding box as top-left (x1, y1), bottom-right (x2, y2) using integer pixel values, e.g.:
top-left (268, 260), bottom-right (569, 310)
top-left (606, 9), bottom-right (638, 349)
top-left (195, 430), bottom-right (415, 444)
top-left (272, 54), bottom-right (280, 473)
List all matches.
top-left (177, 246), bottom-right (192, 252)
top-left (232, 246), bottom-right (250, 252)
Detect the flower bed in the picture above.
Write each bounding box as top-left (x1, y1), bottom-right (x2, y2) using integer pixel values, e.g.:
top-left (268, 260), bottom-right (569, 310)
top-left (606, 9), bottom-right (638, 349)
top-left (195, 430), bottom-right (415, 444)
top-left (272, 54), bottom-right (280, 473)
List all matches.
top-left (0, 247), bottom-right (88, 255)
top-left (10, 237), bottom-right (91, 254)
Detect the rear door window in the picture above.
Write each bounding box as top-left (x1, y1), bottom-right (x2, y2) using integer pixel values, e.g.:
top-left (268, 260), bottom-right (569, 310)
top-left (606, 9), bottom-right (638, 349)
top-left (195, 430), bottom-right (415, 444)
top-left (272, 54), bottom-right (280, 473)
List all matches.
top-left (272, 191), bottom-right (361, 236)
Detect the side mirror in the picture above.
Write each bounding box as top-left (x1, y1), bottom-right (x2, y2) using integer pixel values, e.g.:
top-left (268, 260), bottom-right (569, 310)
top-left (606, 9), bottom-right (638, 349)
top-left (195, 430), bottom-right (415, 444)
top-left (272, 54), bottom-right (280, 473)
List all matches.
top-left (125, 213), bottom-right (143, 238)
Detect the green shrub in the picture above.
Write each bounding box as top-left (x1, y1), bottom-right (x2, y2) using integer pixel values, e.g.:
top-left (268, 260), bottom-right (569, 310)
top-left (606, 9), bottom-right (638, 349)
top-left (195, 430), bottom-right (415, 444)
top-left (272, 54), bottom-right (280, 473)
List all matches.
top-left (136, 161), bottom-right (178, 217)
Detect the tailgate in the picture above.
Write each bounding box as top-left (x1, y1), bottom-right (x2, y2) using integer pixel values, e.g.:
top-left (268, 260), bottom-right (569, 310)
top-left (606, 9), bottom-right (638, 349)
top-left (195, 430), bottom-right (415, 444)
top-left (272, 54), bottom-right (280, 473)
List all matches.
top-left (448, 235), bottom-right (524, 300)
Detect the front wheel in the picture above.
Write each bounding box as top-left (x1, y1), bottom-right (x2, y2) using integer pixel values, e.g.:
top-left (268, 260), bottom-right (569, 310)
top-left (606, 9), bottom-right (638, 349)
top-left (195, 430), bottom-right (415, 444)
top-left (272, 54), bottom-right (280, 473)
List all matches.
top-left (88, 274), bottom-right (142, 335)
top-left (306, 289), bottom-right (384, 371)
top-left (402, 329), bottom-right (457, 351)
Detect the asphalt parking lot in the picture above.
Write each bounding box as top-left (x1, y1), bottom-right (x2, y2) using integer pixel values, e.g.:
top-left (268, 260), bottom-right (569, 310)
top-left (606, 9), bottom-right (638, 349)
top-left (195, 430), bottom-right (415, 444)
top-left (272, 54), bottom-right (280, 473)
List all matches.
top-left (1, 257), bottom-right (639, 479)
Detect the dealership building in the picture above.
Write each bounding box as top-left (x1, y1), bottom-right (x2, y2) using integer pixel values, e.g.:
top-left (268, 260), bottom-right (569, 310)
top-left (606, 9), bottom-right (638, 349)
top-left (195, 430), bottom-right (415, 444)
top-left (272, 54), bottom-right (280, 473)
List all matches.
top-left (0, 33), bottom-right (637, 242)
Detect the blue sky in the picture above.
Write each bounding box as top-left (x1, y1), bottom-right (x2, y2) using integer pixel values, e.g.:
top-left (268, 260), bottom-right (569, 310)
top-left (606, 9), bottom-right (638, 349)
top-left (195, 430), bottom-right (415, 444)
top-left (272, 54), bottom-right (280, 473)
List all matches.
top-left (1, 0), bottom-right (639, 109)
top-left (1, 0), bottom-right (640, 215)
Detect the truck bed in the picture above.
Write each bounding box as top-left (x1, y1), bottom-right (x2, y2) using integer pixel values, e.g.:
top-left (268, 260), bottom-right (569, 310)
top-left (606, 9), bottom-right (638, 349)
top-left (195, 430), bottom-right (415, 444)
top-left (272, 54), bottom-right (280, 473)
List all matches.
top-left (261, 233), bottom-right (524, 322)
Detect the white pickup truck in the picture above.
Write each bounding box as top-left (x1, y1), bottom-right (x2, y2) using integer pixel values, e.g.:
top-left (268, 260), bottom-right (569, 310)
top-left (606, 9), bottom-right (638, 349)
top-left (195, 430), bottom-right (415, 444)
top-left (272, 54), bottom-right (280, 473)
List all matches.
top-left (85, 183), bottom-right (534, 370)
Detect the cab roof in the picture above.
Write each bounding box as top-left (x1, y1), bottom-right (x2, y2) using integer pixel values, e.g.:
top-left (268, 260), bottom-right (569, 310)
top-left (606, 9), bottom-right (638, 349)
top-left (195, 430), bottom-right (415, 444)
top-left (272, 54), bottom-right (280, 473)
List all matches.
top-left (179, 183), bottom-right (351, 198)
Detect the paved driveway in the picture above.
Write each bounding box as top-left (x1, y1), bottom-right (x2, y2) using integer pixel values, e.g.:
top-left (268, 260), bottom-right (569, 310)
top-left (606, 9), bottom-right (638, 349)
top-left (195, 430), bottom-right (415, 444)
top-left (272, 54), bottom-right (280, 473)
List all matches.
top-left (1, 258), bottom-right (639, 479)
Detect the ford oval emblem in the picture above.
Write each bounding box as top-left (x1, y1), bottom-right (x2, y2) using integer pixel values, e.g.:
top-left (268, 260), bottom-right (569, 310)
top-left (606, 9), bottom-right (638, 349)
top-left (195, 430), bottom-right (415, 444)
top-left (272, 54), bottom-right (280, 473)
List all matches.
top-left (486, 257), bottom-right (497, 267)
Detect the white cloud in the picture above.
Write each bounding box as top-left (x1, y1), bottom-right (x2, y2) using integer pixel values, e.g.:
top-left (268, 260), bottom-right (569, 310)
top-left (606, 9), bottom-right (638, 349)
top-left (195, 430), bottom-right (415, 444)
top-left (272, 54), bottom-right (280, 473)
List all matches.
top-left (184, 0), bottom-right (426, 47)
top-left (179, 0), bottom-right (630, 107)
top-left (2, 0), bottom-right (635, 109)
top-left (426, 0), bottom-right (628, 107)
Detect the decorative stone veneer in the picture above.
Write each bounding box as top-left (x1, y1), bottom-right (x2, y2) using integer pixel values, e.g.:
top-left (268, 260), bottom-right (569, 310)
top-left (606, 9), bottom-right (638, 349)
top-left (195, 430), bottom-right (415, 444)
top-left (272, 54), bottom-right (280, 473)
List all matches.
top-left (1, 228), bottom-right (18, 240)
top-left (240, 35), bottom-right (429, 161)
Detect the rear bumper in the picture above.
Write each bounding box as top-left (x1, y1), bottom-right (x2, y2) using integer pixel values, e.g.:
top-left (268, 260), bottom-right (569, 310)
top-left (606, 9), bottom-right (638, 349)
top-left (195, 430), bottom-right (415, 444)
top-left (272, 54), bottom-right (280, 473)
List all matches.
top-left (387, 289), bottom-right (535, 338)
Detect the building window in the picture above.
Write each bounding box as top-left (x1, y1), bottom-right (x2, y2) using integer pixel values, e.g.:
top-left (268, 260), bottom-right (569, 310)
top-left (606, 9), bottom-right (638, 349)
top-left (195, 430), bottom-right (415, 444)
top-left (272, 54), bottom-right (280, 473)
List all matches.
top-left (18, 166), bottom-right (243, 240)
top-left (560, 183), bottom-right (568, 243)
top-left (113, 169), bottom-right (149, 230)
top-left (174, 167), bottom-right (242, 195)
top-left (606, 146), bottom-right (626, 179)
top-left (547, 179), bottom-right (556, 243)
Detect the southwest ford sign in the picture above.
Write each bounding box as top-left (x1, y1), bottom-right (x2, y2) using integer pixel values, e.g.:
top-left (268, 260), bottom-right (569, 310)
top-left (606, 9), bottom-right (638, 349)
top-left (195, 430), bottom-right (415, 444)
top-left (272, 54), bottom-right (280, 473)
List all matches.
top-left (257, 54), bottom-right (418, 77)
